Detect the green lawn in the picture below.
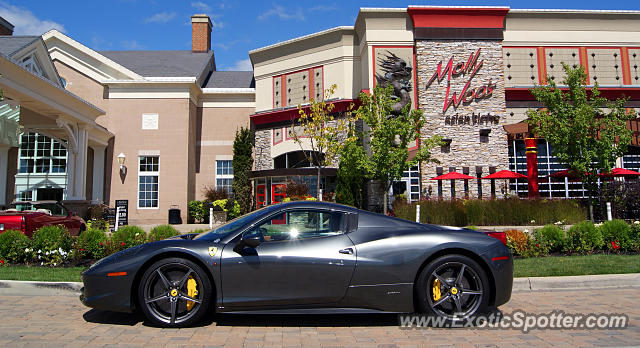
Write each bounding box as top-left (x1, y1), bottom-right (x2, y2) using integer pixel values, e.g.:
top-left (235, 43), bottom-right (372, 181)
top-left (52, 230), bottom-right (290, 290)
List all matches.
top-left (514, 254), bottom-right (640, 277)
top-left (0, 254), bottom-right (638, 282)
top-left (0, 266), bottom-right (85, 282)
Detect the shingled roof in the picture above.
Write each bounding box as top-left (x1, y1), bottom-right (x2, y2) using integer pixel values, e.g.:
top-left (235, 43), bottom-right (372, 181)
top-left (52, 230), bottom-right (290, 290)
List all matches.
top-left (0, 36), bottom-right (40, 57)
top-left (204, 71), bottom-right (254, 88)
top-left (99, 50), bottom-right (214, 78)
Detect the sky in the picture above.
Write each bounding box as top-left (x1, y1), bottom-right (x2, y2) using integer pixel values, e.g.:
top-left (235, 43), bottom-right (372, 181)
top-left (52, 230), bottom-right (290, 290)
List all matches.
top-left (0, 0), bottom-right (638, 71)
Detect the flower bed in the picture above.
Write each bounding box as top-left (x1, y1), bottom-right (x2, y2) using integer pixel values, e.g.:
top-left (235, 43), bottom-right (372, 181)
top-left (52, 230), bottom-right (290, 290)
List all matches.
top-left (0, 224), bottom-right (184, 267)
top-left (505, 220), bottom-right (640, 258)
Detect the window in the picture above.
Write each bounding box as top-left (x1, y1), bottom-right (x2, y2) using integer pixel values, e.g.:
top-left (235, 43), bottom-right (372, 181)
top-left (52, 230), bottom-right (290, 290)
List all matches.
top-left (21, 54), bottom-right (44, 78)
top-left (215, 160), bottom-right (233, 193)
top-left (138, 156), bottom-right (159, 208)
top-left (243, 210), bottom-right (343, 243)
top-left (479, 129), bottom-right (491, 143)
top-left (17, 133), bottom-right (67, 174)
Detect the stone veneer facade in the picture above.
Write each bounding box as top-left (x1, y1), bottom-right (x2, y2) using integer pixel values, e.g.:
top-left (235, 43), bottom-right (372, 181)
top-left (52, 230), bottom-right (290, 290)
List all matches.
top-left (254, 129), bottom-right (273, 170)
top-left (416, 40), bottom-right (509, 199)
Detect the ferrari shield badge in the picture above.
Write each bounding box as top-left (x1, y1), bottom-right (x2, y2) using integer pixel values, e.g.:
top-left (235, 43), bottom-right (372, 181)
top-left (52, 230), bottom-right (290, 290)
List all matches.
top-left (208, 247), bottom-right (218, 257)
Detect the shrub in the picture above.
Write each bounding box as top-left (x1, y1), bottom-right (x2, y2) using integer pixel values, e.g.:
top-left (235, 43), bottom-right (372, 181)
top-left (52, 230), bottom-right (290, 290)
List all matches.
top-left (0, 230), bottom-right (31, 263)
top-left (285, 180), bottom-right (309, 198)
top-left (188, 200), bottom-right (207, 223)
top-left (202, 185), bottom-right (229, 201)
top-left (565, 221), bottom-right (604, 253)
top-left (505, 229), bottom-right (532, 257)
top-left (75, 228), bottom-right (108, 259)
top-left (395, 198), bottom-right (586, 226)
top-left (535, 224), bottom-right (565, 252)
top-left (31, 225), bottom-right (73, 266)
top-left (631, 222), bottom-right (640, 252)
top-left (600, 219), bottom-right (633, 251)
top-left (87, 219), bottom-right (109, 232)
top-left (225, 198), bottom-right (241, 220)
top-left (110, 226), bottom-right (147, 252)
top-left (148, 225), bottom-right (180, 242)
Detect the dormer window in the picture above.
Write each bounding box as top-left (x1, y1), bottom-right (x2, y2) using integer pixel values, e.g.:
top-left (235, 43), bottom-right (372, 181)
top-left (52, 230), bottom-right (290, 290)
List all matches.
top-left (21, 54), bottom-right (45, 78)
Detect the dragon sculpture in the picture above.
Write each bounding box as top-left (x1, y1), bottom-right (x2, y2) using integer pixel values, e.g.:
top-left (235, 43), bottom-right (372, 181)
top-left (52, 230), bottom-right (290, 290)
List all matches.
top-left (375, 51), bottom-right (413, 117)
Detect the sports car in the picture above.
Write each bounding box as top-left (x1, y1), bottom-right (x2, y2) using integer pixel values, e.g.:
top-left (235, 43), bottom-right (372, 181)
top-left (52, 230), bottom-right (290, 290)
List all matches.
top-left (81, 201), bottom-right (513, 327)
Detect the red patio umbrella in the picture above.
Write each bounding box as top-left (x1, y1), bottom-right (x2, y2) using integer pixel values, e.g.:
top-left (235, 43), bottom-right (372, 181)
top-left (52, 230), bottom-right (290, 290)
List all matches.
top-left (547, 169), bottom-right (590, 180)
top-left (481, 170), bottom-right (528, 180)
top-left (598, 168), bottom-right (640, 178)
top-left (430, 171), bottom-right (475, 180)
top-left (430, 171), bottom-right (475, 199)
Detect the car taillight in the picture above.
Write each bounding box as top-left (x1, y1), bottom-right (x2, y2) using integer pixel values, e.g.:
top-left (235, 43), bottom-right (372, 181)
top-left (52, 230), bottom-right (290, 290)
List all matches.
top-left (21, 216), bottom-right (26, 233)
top-left (485, 231), bottom-right (507, 245)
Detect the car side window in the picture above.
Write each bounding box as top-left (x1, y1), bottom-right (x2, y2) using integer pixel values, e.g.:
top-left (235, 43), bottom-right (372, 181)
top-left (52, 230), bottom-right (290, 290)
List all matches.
top-left (244, 210), bottom-right (344, 243)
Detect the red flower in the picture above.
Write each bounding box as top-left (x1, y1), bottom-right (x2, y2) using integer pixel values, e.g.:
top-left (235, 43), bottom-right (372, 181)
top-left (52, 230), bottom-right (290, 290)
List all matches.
top-left (80, 248), bottom-right (84, 252)
top-left (99, 243), bottom-right (103, 246)
top-left (612, 241), bottom-right (620, 250)
top-left (0, 260), bottom-right (4, 265)
top-left (536, 243), bottom-right (540, 248)
top-left (121, 242), bottom-right (125, 246)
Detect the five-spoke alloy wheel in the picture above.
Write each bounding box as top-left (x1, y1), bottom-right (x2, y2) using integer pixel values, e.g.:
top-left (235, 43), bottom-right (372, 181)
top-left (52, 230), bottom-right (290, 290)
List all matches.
top-left (138, 257), bottom-right (212, 327)
top-left (417, 254), bottom-right (490, 321)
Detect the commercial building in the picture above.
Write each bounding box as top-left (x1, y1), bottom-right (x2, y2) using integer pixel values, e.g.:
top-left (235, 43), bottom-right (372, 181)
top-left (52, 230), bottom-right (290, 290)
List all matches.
top-left (248, 6), bottom-right (640, 206)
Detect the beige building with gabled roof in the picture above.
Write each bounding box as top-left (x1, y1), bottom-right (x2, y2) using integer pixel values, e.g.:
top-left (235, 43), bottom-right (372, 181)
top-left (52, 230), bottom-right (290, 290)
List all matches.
top-left (1, 14), bottom-right (255, 224)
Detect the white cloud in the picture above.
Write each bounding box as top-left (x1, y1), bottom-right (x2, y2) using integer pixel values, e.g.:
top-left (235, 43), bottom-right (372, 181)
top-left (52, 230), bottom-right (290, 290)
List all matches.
top-left (212, 20), bottom-right (224, 29)
top-left (0, 2), bottom-right (65, 35)
top-left (191, 1), bottom-right (211, 12)
top-left (144, 12), bottom-right (177, 24)
top-left (309, 5), bottom-right (338, 12)
top-left (258, 4), bottom-right (305, 21)
top-left (230, 59), bottom-right (253, 71)
top-left (122, 40), bottom-right (146, 50)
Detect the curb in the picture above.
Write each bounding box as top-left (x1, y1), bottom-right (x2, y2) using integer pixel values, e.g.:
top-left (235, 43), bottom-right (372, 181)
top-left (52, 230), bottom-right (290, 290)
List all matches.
top-left (0, 273), bottom-right (639, 295)
top-left (0, 280), bottom-right (83, 293)
top-left (512, 273), bottom-right (640, 292)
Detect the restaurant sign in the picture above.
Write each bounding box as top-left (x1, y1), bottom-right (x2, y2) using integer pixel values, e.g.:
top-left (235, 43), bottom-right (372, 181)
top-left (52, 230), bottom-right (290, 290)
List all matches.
top-left (425, 48), bottom-right (496, 113)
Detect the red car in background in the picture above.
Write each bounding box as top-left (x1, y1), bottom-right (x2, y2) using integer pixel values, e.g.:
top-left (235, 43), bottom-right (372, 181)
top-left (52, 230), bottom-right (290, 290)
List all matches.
top-left (0, 201), bottom-right (86, 237)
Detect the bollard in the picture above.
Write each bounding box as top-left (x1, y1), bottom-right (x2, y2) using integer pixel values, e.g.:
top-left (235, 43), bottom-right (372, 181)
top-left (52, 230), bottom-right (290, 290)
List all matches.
top-left (115, 206), bottom-right (121, 231)
top-left (209, 207), bottom-right (213, 229)
top-left (607, 202), bottom-right (612, 221)
top-left (416, 204), bottom-right (420, 223)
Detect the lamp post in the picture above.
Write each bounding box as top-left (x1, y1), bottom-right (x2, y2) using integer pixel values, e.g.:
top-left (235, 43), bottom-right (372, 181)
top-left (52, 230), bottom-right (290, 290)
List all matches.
top-left (117, 153), bottom-right (126, 175)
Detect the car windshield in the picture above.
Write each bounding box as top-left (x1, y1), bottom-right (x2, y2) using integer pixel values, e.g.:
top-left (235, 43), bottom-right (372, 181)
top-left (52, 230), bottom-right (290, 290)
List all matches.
top-left (193, 206), bottom-right (272, 242)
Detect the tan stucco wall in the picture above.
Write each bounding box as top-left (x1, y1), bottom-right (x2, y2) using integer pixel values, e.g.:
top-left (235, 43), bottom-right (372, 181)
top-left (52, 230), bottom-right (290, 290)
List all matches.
top-left (194, 106), bottom-right (252, 200)
top-left (54, 61), bottom-right (109, 129)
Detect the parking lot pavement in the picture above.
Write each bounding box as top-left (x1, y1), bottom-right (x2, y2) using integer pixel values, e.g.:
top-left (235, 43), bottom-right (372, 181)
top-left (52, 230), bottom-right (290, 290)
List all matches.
top-left (0, 287), bottom-right (638, 348)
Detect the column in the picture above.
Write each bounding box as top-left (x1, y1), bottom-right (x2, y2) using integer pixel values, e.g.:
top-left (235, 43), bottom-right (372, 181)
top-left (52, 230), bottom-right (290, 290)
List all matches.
top-left (92, 145), bottom-right (106, 203)
top-left (0, 145), bottom-right (8, 206)
top-left (71, 127), bottom-right (89, 200)
top-left (525, 138), bottom-right (540, 198)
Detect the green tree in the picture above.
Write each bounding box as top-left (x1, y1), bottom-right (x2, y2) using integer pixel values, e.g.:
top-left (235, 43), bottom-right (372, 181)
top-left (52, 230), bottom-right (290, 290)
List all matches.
top-left (292, 84), bottom-right (358, 199)
top-left (357, 85), bottom-right (441, 214)
top-left (335, 125), bottom-right (368, 208)
top-left (526, 64), bottom-right (633, 220)
top-left (231, 127), bottom-right (254, 214)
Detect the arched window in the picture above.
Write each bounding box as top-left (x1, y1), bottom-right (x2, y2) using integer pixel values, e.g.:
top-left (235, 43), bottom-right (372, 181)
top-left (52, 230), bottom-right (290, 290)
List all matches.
top-left (273, 151), bottom-right (324, 169)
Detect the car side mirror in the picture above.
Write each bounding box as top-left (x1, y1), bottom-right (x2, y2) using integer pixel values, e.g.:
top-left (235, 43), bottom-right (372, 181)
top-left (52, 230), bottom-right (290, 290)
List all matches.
top-left (233, 234), bottom-right (261, 253)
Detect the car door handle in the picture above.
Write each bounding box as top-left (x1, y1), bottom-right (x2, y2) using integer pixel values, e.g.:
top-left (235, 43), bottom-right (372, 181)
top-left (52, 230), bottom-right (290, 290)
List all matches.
top-left (339, 248), bottom-right (354, 255)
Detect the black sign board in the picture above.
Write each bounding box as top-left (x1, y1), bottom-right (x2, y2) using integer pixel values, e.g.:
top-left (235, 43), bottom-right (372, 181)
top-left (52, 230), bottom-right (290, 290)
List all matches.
top-left (115, 199), bottom-right (128, 226)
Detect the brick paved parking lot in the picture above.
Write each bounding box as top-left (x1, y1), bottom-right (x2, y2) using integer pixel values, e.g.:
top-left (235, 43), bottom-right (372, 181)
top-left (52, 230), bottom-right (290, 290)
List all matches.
top-left (0, 287), bottom-right (638, 347)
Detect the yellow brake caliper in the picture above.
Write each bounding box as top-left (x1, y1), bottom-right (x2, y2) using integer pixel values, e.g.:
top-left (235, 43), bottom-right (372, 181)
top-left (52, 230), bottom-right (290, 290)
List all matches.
top-left (432, 278), bottom-right (441, 301)
top-left (186, 276), bottom-right (198, 311)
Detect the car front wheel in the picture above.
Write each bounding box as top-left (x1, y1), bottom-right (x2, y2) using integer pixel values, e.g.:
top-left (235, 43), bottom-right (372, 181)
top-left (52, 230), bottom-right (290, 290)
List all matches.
top-left (416, 254), bottom-right (490, 321)
top-left (137, 257), bottom-right (212, 327)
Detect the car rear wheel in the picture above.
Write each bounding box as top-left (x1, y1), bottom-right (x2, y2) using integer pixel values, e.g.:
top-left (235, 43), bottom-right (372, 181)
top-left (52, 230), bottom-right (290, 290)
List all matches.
top-left (416, 254), bottom-right (490, 321)
top-left (137, 257), bottom-right (212, 327)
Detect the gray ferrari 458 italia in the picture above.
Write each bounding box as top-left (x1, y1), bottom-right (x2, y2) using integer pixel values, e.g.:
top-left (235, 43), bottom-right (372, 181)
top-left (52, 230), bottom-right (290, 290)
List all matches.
top-left (81, 201), bottom-right (513, 327)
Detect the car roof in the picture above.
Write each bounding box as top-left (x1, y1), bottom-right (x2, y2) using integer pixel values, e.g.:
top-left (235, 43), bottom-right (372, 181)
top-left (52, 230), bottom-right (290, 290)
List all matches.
top-left (11, 200), bottom-right (60, 205)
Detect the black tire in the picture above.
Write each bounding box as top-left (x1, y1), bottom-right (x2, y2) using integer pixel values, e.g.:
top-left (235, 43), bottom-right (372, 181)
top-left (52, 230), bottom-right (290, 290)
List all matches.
top-left (416, 254), bottom-right (490, 321)
top-left (137, 257), bottom-right (212, 327)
